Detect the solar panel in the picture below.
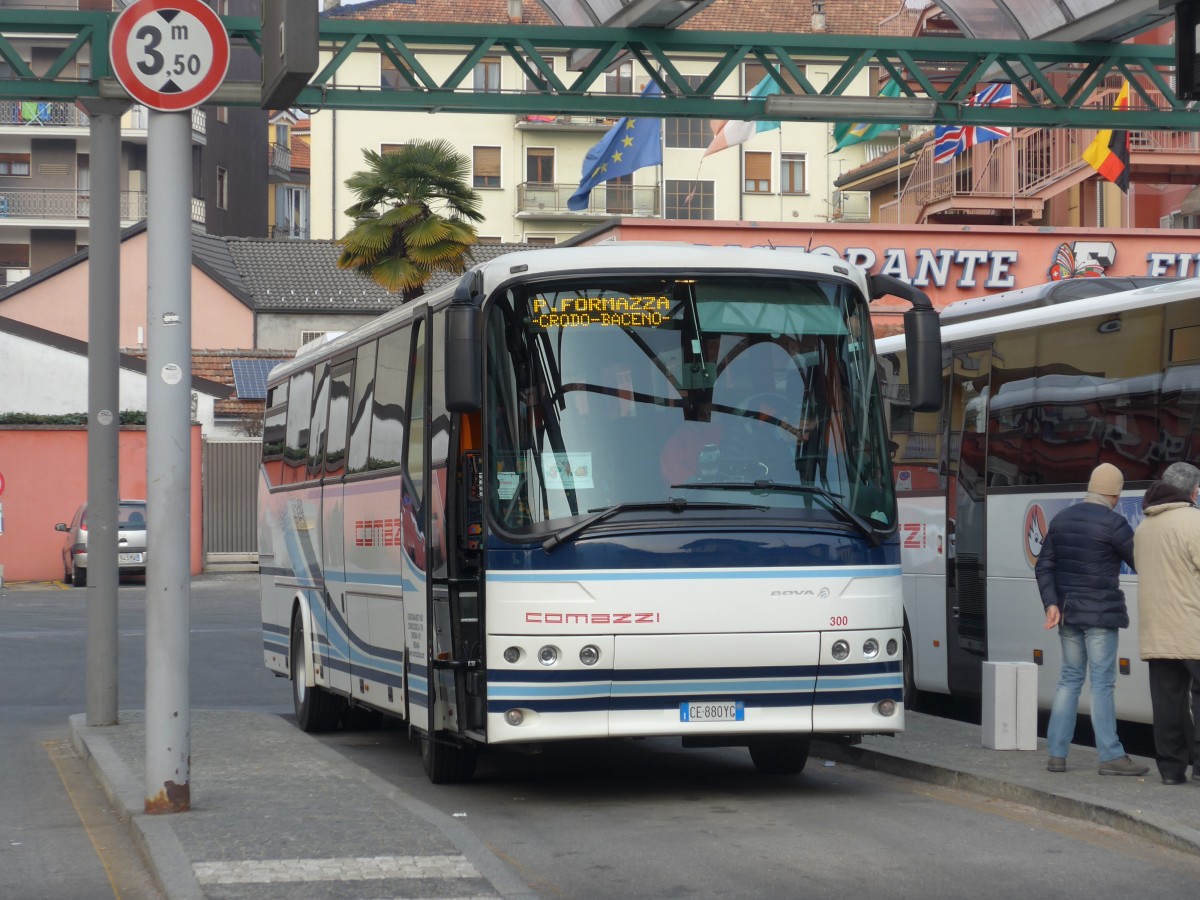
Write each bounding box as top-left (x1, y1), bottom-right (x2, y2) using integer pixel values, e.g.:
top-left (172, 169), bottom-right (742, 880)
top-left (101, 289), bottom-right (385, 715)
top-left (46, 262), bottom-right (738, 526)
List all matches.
top-left (230, 358), bottom-right (278, 400)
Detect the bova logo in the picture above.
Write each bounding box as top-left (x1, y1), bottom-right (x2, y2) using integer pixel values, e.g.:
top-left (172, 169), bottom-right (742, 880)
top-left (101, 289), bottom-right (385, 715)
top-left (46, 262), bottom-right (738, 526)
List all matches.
top-left (1024, 503), bottom-right (1049, 569)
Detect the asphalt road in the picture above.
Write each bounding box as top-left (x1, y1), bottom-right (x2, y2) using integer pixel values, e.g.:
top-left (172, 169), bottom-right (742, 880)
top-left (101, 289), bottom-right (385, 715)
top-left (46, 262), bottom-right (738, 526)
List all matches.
top-left (4, 575), bottom-right (1198, 900)
top-left (0, 575), bottom-right (290, 899)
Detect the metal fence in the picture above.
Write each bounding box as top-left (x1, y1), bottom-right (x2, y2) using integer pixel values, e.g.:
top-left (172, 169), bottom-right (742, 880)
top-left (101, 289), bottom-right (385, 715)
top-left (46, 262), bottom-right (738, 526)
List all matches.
top-left (202, 439), bottom-right (260, 561)
top-left (0, 188), bottom-right (146, 219)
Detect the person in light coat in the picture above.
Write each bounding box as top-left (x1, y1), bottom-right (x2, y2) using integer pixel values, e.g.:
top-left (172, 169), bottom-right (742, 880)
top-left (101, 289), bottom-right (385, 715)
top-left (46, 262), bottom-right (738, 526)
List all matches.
top-left (1133, 461), bottom-right (1200, 785)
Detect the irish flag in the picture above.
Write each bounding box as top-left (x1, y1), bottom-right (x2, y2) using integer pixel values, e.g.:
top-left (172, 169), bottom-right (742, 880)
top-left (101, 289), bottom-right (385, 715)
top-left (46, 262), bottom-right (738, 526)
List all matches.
top-left (704, 75), bottom-right (781, 157)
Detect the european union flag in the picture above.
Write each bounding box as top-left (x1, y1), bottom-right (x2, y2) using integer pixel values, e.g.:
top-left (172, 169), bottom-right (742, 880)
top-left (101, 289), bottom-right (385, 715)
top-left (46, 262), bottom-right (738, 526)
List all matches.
top-left (568, 82), bottom-right (662, 212)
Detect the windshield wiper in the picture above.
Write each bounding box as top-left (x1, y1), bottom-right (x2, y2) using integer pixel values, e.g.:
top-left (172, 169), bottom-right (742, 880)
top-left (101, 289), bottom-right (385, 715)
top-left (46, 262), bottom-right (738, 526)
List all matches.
top-left (542, 498), bottom-right (765, 553)
top-left (669, 481), bottom-right (880, 546)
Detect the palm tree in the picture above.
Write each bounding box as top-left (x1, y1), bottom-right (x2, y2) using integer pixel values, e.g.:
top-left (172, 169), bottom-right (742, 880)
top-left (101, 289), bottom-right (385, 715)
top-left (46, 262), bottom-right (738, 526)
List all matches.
top-left (336, 140), bottom-right (485, 302)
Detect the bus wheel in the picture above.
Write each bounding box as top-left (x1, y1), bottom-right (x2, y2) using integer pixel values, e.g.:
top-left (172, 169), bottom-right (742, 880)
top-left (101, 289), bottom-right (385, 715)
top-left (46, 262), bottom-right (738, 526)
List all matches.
top-left (748, 735), bottom-right (811, 775)
top-left (421, 734), bottom-right (478, 784)
top-left (291, 611), bottom-right (343, 733)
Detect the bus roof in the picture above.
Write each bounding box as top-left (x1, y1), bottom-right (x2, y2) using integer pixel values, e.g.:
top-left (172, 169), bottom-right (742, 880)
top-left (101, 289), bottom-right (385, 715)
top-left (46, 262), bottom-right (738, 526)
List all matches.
top-left (876, 276), bottom-right (1200, 356)
top-left (937, 276), bottom-right (1180, 324)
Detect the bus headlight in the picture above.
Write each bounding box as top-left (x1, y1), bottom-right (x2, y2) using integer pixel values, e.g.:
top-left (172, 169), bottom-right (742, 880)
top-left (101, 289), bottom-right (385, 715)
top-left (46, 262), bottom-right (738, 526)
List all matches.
top-left (505, 708), bottom-right (524, 725)
top-left (537, 645), bottom-right (559, 666)
top-left (503, 646), bottom-right (521, 664)
top-left (863, 638), bottom-right (880, 659)
top-left (886, 639), bottom-right (898, 656)
top-left (579, 644), bottom-right (601, 666)
top-left (876, 699), bottom-right (897, 717)
top-left (831, 640), bottom-right (850, 660)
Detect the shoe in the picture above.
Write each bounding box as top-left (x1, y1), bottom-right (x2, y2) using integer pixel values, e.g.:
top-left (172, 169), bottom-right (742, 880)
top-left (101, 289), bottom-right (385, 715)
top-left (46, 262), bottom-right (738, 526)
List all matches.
top-left (1162, 775), bottom-right (1187, 785)
top-left (1098, 755), bottom-right (1150, 776)
top-left (1047, 757), bottom-right (1066, 773)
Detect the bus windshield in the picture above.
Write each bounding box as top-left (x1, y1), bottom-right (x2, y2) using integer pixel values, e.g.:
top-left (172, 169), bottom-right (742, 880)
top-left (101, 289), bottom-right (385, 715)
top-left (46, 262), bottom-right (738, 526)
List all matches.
top-left (484, 273), bottom-right (894, 536)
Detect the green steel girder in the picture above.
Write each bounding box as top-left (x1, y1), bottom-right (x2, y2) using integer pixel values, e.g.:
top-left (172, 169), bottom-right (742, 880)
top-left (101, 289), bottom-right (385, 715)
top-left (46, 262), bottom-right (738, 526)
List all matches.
top-left (1, 9), bottom-right (1197, 130)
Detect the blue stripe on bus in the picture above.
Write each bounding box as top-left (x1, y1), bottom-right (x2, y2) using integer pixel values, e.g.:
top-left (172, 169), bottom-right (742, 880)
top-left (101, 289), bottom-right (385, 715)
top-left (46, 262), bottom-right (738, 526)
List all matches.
top-left (486, 662), bottom-right (896, 684)
top-left (485, 566), bottom-right (901, 583)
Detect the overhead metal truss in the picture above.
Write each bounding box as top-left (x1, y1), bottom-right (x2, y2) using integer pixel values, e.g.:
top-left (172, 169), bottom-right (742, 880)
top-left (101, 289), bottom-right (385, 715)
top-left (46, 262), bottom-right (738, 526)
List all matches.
top-left (1, 9), bottom-right (1197, 130)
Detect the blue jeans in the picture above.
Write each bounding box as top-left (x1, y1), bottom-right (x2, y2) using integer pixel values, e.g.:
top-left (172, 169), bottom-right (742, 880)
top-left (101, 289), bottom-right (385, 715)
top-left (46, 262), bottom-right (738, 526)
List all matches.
top-left (1046, 624), bottom-right (1125, 762)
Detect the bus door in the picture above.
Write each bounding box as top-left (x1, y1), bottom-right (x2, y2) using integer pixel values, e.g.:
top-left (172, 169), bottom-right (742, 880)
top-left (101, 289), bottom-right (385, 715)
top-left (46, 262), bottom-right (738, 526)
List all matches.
top-left (319, 359), bottom-right (354, 698)
top-left (945, 345), bottom-right (992, 696)
top-left (426, 312), bottom-right (487, 742)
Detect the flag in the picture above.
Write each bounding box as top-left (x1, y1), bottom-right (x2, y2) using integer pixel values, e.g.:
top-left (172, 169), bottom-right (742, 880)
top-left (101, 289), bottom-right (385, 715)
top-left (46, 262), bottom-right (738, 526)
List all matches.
top-left (1082, 81), bottom-right (1130, 193)
top-left (933, 82), bottom-right (1013, 164)
top-left (703, 75), bottom-right (782, 157)
top-left (567, 82), bottom-right (662, 212)
top-left (833, 79), bottom-right (902, 150)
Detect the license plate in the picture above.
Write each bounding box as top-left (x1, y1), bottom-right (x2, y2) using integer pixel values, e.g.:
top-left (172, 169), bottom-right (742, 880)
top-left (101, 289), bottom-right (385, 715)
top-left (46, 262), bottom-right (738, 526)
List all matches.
top-left (680, 700), bottom-right (744, 722)
top-left (118, 553), bottom-right (144, 564)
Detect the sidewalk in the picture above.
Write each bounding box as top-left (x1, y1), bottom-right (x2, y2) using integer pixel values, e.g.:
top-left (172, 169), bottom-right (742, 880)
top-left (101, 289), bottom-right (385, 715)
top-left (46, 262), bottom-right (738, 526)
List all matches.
top-left (70, 710), bottom-right (1200, 900)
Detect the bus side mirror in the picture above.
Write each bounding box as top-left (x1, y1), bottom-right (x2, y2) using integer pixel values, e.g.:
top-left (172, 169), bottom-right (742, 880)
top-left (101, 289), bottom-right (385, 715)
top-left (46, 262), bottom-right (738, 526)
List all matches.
top-left (903, 306), bottom-right (942, 412)
top-left (446, 304), bottom-right (481, 412)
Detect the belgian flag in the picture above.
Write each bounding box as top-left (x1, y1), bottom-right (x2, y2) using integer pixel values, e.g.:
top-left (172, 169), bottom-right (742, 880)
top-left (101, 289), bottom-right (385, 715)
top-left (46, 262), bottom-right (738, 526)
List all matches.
top-left (1082, 81), bottom-right (1130, 193)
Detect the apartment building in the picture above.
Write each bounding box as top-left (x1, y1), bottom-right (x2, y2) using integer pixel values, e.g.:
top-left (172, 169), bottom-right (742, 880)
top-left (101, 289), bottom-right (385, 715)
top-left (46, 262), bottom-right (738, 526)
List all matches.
top-left (309, 0), bottom-right (923, 243)
top-left (0, 0), bottom-right (268, 287)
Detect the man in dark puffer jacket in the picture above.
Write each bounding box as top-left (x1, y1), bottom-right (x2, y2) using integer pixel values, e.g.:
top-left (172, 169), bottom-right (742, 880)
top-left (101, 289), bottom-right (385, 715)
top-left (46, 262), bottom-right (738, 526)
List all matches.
top-left (1035, 463), bottom-right (1148, 776)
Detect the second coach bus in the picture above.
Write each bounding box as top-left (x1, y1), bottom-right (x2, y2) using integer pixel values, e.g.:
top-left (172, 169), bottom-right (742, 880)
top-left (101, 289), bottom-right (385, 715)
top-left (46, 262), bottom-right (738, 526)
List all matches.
top-left (877, 277), bottom-right (1200, 723)
top-left (259, 244), bottom-right (941, 782)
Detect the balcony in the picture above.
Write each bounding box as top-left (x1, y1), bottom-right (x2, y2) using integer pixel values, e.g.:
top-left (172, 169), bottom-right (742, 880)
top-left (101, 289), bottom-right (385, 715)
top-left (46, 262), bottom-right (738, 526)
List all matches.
top-left (0, 100), bottom-right (89, 130)
top-left (878, 85), bottom-right (1200, 226)
top-left (516, 181), bottom-right (659, 218)
top-left (270, 220), bottom-right (310, 240)
top-left (515, 114), bottom-right (618, 131)
top-left (0, 267), bottom-right (30, 288)
top-left (268, 142), bottom-right (292, 183)
top-left (0, 188), bottom-right (146, 222)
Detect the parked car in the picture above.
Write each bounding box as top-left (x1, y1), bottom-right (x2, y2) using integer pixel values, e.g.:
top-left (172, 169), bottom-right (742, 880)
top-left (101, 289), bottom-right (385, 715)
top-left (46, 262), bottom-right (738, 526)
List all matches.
top-left (55, 500), bottom-right (148, 587)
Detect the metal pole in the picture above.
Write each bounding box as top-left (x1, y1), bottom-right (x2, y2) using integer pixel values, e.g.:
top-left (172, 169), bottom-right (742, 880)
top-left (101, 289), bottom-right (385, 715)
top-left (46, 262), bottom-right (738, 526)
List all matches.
top-left (80, 98), bottom-right (130, 727)
top-left (144, 109), bottom-right (192, 814)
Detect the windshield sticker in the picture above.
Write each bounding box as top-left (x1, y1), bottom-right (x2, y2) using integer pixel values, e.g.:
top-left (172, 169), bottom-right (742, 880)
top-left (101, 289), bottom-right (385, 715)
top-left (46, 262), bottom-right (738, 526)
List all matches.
top-left (542, 452), bottom-right (595, 490)
top-left (496, 471), bottom-right (520, 500)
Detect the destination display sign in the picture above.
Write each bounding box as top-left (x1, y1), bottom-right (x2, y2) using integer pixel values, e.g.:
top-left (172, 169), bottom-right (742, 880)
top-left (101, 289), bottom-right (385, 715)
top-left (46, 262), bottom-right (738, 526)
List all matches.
top-left (529, 294), bottom-right (671, 329)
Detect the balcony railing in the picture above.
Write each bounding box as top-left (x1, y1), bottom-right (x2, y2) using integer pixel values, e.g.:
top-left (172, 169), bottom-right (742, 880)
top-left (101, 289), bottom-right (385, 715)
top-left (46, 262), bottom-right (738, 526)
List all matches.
top-left (881, 85), bottom-right (1200, 225)
top-left (516, 113), bottom-right (618, 129)
top-left (191, 196), bottom-right (206, 225)
top-left (268, 142), bottom-right (292, 181)
top-left (516, 181), bottom-right (659, 217)
top-left (0, 100), bottom-right (89, 128)
top-left (270, 221), bottom-right (310, 240)
top-left (0, 188), bottom-right (146, 220)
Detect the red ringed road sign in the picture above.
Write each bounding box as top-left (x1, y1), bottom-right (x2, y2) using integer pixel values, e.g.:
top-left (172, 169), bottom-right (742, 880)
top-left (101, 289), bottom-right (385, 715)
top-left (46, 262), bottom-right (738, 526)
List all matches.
top-left (110, 0), bottom-right (230, 112)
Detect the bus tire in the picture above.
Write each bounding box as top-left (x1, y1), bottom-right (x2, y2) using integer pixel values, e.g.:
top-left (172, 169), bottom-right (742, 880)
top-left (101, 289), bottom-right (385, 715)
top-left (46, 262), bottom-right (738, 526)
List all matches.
top-left (748, 735), bottom-right (811, 775)
top-left (291, 610), bottom-right (343, 733)
top-left (421, 733), bottom-right (477, 784)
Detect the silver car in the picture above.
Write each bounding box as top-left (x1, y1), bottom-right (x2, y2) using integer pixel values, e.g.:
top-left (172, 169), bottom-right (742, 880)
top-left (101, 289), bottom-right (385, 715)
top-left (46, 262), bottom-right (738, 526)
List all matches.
top-left (56, 500), bottom-right (148, 587)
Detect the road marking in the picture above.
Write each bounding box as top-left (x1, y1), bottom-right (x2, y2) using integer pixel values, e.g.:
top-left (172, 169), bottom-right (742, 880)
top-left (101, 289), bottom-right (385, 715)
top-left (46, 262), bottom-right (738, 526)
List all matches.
top-left (191, 854), bottom-right (482, 884)
top-left (43, 739), bottom-right (124, 900)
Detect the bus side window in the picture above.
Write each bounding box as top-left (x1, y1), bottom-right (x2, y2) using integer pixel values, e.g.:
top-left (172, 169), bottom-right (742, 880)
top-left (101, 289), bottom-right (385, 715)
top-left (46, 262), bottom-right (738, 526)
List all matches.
top-left (324, 362), bottom-right (353, 479)
top-left (346, 340), bottom-right (377, 475)
top-left (307, 362), bottom-right (331, 481)
top-left (370, 327), bottom-right (412, 470)
top-left (283, 369), bottom-right (314, 485)
top-left (262, 382), bottom-right (288, 488)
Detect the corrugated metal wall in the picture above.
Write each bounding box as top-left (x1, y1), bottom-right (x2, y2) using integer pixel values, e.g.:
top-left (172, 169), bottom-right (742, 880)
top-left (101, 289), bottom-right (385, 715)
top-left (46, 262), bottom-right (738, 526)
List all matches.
top-left (203, 439), bottom-right (260, 557)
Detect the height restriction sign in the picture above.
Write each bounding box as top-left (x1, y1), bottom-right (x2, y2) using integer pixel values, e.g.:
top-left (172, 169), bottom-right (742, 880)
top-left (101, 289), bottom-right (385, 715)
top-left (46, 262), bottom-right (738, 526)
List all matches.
top-left (110, 0), bottom-right (230, 112)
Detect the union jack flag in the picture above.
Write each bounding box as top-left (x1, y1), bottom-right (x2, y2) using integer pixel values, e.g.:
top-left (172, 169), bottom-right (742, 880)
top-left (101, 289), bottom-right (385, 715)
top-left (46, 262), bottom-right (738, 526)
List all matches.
top-left (933, 82), bottom-right (1013, 164)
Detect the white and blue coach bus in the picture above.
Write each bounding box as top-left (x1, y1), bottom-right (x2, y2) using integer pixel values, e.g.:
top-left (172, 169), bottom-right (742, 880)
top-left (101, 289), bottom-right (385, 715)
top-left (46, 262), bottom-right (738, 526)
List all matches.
top-left (258, 244), bottom-right (941, 782)
top-left (877, 277), bottom-right (1200, 724)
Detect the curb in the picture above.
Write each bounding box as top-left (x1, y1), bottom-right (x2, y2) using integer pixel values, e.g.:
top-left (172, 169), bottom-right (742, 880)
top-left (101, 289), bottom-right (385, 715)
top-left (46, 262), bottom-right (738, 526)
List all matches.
top-left (69, 714), bottom-right (205, 900)
top-left (812, 739), bottom-right (1200, 858)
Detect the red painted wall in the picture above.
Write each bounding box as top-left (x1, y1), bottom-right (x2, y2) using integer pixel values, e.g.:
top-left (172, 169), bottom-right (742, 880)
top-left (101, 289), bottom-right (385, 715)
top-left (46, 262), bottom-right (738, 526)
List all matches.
top-left (0, 426), bottom-right (204, 583)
